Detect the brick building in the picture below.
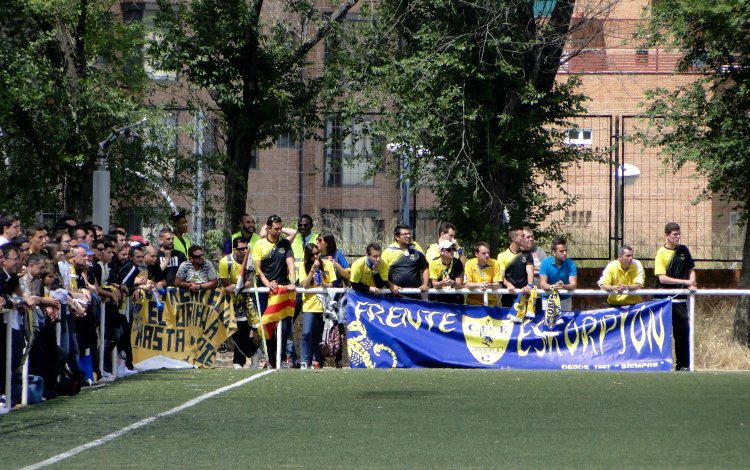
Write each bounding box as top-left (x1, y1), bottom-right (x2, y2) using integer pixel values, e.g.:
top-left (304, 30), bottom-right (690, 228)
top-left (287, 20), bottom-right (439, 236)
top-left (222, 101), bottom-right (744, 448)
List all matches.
top-left (124, 0), bottom-right (744, 262)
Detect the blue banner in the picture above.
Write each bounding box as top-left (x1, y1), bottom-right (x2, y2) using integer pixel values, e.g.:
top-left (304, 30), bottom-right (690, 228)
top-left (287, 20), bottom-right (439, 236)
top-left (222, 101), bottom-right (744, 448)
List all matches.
top-left (346, 291), bottom-right (673, 371)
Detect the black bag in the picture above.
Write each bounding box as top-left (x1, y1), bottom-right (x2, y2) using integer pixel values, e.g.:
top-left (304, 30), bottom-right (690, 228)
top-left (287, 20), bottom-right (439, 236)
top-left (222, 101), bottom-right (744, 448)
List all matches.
top-left (56, 366), bottom-right (84, 396)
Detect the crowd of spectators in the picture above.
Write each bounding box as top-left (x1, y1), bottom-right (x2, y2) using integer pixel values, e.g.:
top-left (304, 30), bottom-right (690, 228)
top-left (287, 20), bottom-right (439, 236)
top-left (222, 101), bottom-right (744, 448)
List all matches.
top-left (1, 211), bottom-right (700, 411)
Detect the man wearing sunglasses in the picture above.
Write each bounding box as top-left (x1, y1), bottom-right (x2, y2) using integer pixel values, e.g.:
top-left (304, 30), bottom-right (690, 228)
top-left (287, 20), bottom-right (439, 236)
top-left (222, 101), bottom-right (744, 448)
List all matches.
top-left (220, 239), bottom-right (258, 369)
top-left (428, 240), bottom-right (465, 304)
top-left (175, 245), bottom-right (218, 292)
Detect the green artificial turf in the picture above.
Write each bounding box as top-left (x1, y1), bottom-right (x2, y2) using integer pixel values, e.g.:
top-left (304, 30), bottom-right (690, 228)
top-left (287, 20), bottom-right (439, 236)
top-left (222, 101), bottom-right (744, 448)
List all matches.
top-left (2, 369), bottom-right (749, 469)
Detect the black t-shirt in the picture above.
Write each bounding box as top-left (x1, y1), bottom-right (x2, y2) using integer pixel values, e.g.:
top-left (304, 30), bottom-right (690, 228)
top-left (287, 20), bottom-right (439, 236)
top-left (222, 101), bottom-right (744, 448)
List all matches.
top-left (159, 250), bottom-right (187, 287)
top-left (388, 247), bottom-right (429, 288)
top-left (256, 238), bottom-right (294, 284)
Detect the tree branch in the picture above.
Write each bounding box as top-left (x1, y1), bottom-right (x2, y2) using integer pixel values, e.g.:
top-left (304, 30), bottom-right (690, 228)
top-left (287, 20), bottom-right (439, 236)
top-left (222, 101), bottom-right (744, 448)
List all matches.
top-left (286, 0), bottom-right (359, 69)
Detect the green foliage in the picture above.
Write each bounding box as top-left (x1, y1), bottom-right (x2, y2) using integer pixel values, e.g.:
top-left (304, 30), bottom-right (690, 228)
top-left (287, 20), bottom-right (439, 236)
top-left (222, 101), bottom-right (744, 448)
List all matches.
top-left (150, 0), bottom-right (359, 231)
top-left (640, 0), bottom-right (750, 221)
top-left (327, 0), bottom-right (601, 250)
top-left (0, 0), bottom-right (193, 225)
top-left (639, 0), bottom-right (750, 345)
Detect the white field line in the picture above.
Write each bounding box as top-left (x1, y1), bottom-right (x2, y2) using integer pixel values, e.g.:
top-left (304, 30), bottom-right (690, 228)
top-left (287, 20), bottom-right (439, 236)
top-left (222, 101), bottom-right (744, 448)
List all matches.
top-left (21, 369), bottom-right (276, 470)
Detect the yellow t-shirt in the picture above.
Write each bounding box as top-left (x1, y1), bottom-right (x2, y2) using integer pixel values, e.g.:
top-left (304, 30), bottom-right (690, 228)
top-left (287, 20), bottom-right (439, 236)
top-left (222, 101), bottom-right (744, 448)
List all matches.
top-left (297, 259), bottom-right (337, 312)
top-left (463, 258), bottom-right (503, 305)
top-left (350, 256), bottom-right (389, 287)
top-left (597, 260), bottom-right (644, 305)
top-left (425, 242), bottom-right (463, 262)
top-left (218, 254), bottom-right (243, 285)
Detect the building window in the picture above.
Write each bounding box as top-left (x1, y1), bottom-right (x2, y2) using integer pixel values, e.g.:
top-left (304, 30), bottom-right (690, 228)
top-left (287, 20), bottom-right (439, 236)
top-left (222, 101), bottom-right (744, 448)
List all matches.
top-left (120, 2), bottom-right (176, 81)
top-left (321, 209), bottom-right (383, 254)
top-left (636, 49), bottom-right (649, 64)
top-left (277, 133), bottom-right (297, 149)
top-left (324, 116), bottom-right (377, 187)
top-left (566, 210), bottom-right (591, 227)
top-left (249, 148), bottom-right (258, 170)
top-left (564, 128), bottom-right (593, 146)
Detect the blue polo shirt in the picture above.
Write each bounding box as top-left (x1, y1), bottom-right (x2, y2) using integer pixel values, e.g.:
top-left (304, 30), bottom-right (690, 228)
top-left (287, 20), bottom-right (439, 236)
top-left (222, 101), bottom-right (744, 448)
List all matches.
top-left (539, 256), bottom-right (577, 300)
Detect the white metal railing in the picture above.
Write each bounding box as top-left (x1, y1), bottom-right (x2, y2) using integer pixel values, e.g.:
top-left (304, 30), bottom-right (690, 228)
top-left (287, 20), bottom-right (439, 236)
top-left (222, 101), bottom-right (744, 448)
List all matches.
top-left (4, 288), bottom-right (750, 411)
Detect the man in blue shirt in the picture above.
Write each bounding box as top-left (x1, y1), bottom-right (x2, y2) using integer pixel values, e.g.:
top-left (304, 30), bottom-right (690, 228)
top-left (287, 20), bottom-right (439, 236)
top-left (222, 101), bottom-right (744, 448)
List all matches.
top-left (539, 237), bottom-right (577, 311)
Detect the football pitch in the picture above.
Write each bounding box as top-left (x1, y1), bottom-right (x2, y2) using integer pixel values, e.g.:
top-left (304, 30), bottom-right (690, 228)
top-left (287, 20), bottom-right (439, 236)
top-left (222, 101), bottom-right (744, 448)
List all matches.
top-left (2, 368), bottom-right (749, 469)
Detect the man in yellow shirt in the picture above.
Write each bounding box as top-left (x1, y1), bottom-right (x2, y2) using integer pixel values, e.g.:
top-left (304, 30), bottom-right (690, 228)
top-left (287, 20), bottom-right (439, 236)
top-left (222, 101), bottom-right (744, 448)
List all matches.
top-left (219, 238), bottom-right (259, 369)
top-left (598, 245), bottom-right (644, 306)
top-left (350, 243), bottom-right (389, 295)
top-left (424, 222), bottom-right (467, 264)
top-left (428, 240), bottom-right (465, 304)
top-left (464, 242), bottom-right (503, 305)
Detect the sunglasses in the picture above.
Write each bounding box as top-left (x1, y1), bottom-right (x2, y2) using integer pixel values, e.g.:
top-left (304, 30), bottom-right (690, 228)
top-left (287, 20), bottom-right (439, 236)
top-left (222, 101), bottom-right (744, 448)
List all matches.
top-left (236, 247), bottom-right (248, 251)
top-left (191, 253), bottom-right (204, 259)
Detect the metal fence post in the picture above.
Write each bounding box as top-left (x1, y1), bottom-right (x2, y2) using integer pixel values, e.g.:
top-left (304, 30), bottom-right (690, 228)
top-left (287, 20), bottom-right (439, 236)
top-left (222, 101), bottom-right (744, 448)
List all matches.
top-left (4, 310), bottom-right (12, 411)
top-left (688, 293), bottom-right (696, 371)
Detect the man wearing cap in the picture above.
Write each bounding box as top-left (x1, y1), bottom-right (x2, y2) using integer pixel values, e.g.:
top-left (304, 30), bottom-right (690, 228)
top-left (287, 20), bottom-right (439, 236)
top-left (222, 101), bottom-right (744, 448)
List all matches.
top-left (170, 210), bottom-right (191, 258)
top-left (428, 239), bottom-right (465, 304)
top-left (425, 222), bottom-right (467, 265)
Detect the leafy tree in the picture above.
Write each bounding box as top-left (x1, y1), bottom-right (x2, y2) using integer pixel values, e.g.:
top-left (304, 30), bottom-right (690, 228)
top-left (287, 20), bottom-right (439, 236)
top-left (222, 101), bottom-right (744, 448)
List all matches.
top-left (0, 0), bottom-right (190, 224)
top-left (327, 0), bottom-right (608, 249)
top-left (639, 0), bottom-right (750, 345)
top-left (151, 0), bottom-right (359, 232)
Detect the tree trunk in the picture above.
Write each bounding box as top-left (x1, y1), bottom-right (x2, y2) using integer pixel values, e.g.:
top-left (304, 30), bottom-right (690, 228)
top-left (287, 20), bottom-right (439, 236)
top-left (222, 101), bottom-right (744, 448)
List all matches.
top-left (223, 132), bottom-right (253, 234)
top-left (734, 216), bottom-right (750, 346)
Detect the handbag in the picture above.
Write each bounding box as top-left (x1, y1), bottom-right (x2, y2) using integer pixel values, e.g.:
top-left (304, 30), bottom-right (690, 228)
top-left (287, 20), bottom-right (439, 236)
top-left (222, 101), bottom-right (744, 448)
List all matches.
top-left (319, 317), bottom-right (342, 358)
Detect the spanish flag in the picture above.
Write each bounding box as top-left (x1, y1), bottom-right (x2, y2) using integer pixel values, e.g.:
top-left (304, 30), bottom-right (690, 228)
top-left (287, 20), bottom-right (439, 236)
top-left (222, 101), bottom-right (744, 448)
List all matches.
top-left (261, 286), bottom-right (296, 338)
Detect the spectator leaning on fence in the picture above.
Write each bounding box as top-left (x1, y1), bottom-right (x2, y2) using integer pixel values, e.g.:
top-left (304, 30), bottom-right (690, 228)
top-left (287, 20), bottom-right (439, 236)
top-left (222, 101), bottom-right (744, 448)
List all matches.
top-left (219, 238), bottom-right (259, 369)
top-left (382, 224), bottom-right (429, 298)
top-left (350, 243), bottom-right (389, 295)
top-left (428, 239), bottom-right (465, 305)
top-left (539, 237), bottom-right (577, 312)
top-left (654, 222), bottom-right (697, 371)
top-left (464, 242), bottom-right (503, 306)
top-left (175, 245), bottom-right (218, 292)
top-left (497, 227), bottom-right (535, 308)
top-left (598, 245), bottom-right (644, 306)
top-left (299, 243), bottom-right (336, 369)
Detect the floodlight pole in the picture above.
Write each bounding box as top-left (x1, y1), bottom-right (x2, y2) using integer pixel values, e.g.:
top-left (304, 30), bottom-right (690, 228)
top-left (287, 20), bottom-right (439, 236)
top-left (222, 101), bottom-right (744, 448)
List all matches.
top-left (93, 119), bottom-right (147, 230)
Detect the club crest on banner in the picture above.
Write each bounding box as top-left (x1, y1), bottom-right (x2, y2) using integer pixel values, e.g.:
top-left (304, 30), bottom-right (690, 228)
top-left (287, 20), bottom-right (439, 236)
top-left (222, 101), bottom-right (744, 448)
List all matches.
top-left (462, 315), bottom-right (513, 364)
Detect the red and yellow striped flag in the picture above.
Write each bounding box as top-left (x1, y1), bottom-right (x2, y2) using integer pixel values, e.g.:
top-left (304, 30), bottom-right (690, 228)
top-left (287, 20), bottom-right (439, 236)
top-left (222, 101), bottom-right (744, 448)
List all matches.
top-left (261, 286), bottom-right (296, 338)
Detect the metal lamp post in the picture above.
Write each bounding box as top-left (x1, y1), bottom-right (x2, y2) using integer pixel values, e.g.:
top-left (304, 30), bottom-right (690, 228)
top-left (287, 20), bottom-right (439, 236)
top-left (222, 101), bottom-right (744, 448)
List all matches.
top-left (93, 119), bottom-right (147, 230)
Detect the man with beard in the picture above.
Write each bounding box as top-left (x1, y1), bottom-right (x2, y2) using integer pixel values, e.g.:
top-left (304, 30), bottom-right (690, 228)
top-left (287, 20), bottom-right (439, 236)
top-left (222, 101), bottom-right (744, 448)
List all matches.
top-left (253, 215), bottom-right (296, 368)
top-left (223, 213), bottom-right (260, 255)
top-left (497, 227), bottom-right (534, 308)
top-left (382, 224), bottom-right (429, 298)
top-left (158, 227), bottom-right (187, 287)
